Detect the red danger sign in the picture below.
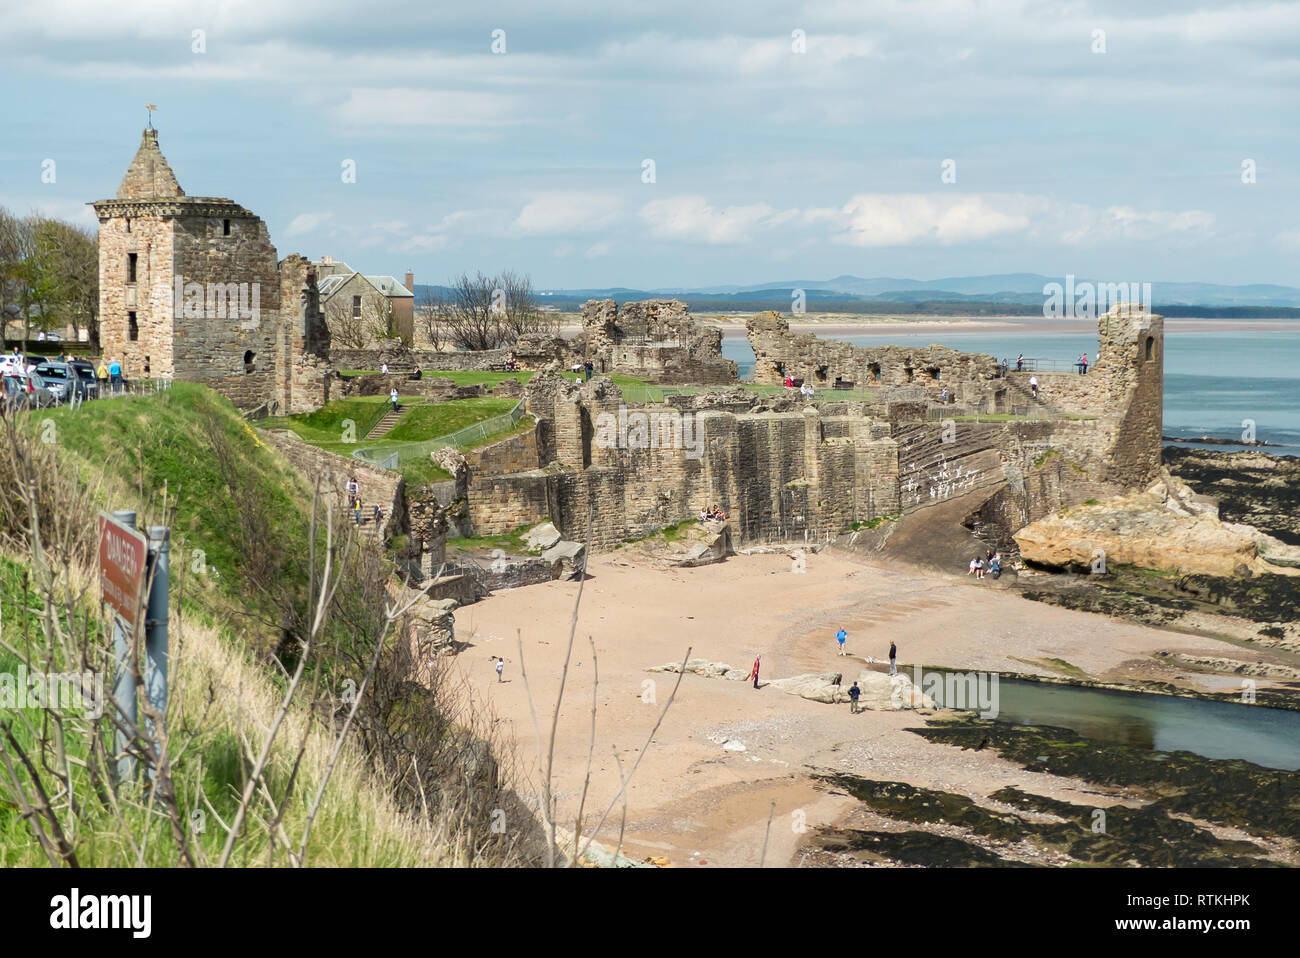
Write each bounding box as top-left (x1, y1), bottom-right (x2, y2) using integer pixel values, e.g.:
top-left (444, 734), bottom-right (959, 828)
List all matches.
top-left (98, 512), bottom-right (148, 628)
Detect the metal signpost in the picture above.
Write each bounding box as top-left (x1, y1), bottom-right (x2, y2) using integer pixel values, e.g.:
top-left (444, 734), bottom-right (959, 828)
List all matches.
top-left (98, 510), bottom-right (170, 783)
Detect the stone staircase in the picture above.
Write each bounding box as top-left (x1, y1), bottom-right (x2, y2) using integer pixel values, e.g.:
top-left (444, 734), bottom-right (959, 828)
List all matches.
top-left (365, 406), bottom-right (407, 440)
top-left (1001, 373), bottom-right (1063, 417)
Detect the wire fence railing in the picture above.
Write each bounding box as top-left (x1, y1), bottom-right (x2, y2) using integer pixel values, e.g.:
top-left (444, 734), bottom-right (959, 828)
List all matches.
top-left (351, 398), bottom-right (528, 469)
top-left (29, 377), bottom-right (175, 411)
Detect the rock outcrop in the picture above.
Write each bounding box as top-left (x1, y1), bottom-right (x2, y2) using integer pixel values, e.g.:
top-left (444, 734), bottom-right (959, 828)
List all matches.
top-left (1014, 471), bottom-right (1300, 577)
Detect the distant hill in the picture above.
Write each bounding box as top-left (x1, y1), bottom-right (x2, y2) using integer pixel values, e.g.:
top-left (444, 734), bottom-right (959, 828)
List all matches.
top-left (413, 274), bottom-right (1300, 316)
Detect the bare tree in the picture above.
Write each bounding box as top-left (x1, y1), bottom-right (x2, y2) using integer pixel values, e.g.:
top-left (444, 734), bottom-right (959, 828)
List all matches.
top-left (444, 271), bottom-right (504, 350)
top-left (498, 269), bottom-right (556, 340)
top-left (416, 287), bottom-right (448, 352)
top-left (323, 293), bottom-right (392, 349)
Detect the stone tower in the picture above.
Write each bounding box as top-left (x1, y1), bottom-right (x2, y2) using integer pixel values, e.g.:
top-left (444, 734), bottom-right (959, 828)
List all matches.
top-left (90, 128), bottom-right (331, 413)
top-left (1096, 302), bottom-right (1164, 485)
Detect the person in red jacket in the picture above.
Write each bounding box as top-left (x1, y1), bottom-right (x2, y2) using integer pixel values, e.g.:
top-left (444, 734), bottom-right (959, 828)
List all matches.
top-left (748, 654), bottom-right (762, 689)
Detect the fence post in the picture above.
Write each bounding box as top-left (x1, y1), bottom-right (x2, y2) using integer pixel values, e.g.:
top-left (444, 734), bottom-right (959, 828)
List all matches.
top-left (142, 525), bottom-right (170, 780)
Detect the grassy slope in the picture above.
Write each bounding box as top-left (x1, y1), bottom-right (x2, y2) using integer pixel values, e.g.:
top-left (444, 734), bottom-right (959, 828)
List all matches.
top-left (0, 385), bottom-right (485, 865)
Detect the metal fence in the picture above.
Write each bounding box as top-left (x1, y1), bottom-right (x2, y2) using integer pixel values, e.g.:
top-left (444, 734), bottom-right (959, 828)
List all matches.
top-left (36, 378), bottom-right (174, 412)
top-left (1014, 358), bottom-right (1084, 372)
top-left (351, 398), bottom-right (528, 469)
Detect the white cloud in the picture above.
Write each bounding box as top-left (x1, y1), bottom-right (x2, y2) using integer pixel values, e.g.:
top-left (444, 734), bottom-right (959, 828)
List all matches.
top-left (640, 195), bottom-right (794, 244)
top-left (283, 212), bottom-right (333, 237)
top-left (829, 194), bottom-right (1030, 247)
top-left (514, 192), bottom-right (622, 236)
top-left (333, 88), bottom-right (519, 128)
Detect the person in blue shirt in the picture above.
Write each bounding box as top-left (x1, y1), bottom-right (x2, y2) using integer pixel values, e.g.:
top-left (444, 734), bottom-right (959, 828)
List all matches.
top-left (108, 358), bottom-right (123, 392)
top-left (835, 627), bottom-right (848, 656)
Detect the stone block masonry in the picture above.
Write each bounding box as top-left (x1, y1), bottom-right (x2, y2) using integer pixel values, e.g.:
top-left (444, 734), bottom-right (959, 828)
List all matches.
top-left (454, 303), bottom-right (1163, 555)
top-left (92, 129), bottom-right (331, 415)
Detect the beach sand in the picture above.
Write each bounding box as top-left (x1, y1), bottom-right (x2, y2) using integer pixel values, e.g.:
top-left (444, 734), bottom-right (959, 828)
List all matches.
top-left (450, 549), bottom-right (1258, 867)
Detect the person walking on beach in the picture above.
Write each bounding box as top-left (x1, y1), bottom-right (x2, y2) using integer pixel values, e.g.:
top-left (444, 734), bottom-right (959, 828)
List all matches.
top-left (889, 641), bottom-right (897, 676)
top-left (748, 654), bottom-right (762, 689)
top-left (848, 681), bottom-right (862, 714)
top-left (493, 656), bottom-right (506, 683)
top-left (836, 627), bottom-right (848, 656)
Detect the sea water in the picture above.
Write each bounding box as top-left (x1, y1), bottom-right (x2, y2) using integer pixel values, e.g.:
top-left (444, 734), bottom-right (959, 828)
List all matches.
top-left (723, 327), bottom-right (1300, 455)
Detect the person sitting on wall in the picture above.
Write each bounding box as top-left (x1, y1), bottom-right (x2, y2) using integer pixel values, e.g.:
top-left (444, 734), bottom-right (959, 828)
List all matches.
top-left (411, 365), bottom-right (422, 380)
top-left (784, 375), bottom-right (794, 388)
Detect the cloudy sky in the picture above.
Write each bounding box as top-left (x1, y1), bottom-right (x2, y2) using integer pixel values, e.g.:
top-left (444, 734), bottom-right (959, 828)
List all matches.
top-left (1, 0), bottom-right (1296, 289)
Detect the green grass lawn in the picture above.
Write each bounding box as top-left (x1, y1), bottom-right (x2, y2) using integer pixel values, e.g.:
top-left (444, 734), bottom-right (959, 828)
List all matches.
top-left (382, 397), bottom-right (517, 442)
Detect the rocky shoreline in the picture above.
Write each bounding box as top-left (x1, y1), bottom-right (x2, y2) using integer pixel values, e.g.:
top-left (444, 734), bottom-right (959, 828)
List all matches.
top-left (1007, 449), bottom-right (1300, 706)
top-left (802, 718), bottom-right (1300, 868)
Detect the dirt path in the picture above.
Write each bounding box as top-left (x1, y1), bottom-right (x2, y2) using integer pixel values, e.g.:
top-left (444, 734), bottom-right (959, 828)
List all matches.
top-left (450, 548), bottom-right (1250, 867)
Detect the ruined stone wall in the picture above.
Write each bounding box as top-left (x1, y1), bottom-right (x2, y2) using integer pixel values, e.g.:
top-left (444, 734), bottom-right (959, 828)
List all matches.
top-left (747, 311), bottom-right (1002, 391)
top-left (466, 470), bottom-right (552, 535)
top-left (96, 214), bottom-right (175, 378)
top-left (460, 304), bottom-right (1164, 553)
top-left (260, 428), bottom-right (407, 541)
top-left (464, 426), bottom-right (540, 475)
top-left (580, 298), bottom-right (737, 384)
top-left (1008, 370), bottom-right (1107, 415)
top-left (1099, 309), bottom-right (1164, 485)
top-left (329, 347), bottom-right (511, 372)
top-left (169, 211), bottom-right (282, 383)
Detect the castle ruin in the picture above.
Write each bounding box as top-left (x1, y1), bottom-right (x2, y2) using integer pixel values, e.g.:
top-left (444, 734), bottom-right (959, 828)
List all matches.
top-left (429, 302), bottom-right (1163, 563)
top-left (91, 128), bottom-right (331, 414)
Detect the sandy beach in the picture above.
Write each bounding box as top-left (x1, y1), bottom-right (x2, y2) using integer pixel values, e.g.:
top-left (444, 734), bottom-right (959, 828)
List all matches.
top-left (450, 548), bottom-right (1267, 867)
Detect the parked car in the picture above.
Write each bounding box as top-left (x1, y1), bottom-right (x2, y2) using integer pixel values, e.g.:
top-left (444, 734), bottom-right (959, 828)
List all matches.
top-left (4, 371), bottom-right (55, 409)
top-left (67, 359), bottom-right (100, 399)
top-left (33, 362), bottom-right (74, 403)
top-left (2, 374), bottom-right (31, 411)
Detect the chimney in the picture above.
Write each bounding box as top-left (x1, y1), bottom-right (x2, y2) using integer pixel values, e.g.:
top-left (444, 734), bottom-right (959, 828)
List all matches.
top-left (404, 270), bottom-right (414, 293)
top-left (326, 255), bottom-right (333, 265)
